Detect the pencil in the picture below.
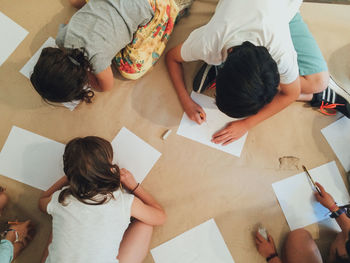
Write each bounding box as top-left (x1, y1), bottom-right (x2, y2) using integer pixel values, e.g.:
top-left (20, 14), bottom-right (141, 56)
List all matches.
top-left (302, 165), bottom-right (322, 196)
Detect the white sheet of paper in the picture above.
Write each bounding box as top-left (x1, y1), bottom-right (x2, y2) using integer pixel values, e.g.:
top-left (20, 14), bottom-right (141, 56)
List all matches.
top-left (272, 161), bottom-right (350, 231)
top-left (20, 37), bottom-right (56, 78)
top-left (19, 37), bottom-right (80, 111)
top-left (0, 126), bottom-right (65, 190)
top-left (0, 12), bottom-right (28, 66)
top-left (177, 92), bottom-right (247, 157)
top-left (321, 117), bottom-right (350, 172)
top-left (151, 219), bottom-right (235, 263)
top-left (111, 127), bottom-right (161, 183)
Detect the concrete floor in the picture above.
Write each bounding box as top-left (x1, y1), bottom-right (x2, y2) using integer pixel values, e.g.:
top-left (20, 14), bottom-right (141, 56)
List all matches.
top-left (1, 1), bottom-right (350, 262)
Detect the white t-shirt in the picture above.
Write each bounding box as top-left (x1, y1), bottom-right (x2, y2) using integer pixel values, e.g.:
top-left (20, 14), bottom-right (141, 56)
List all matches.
top-left (181, 0), bottom-right (303, 84)
top-left (46, 188), bottom-right (134, 263)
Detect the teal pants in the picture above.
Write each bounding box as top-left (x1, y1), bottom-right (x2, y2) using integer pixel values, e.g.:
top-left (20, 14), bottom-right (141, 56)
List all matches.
top-left (289, 12), bottom-right (328, 76)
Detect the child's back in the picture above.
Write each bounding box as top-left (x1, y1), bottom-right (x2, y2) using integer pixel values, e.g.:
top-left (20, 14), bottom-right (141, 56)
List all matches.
top-left (46, 188), bottom-right (133, 263)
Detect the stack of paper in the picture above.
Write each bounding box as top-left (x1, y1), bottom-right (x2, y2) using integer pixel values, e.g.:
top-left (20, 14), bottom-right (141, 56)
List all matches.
top-left (177, 92), bottom-right (247, 157)
top-left (151, 219), bottom-right (235, 263)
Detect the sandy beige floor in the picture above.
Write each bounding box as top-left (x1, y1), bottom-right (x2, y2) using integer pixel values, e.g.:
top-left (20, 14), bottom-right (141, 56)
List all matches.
top-left (1, 1), bottom-right (350, 262)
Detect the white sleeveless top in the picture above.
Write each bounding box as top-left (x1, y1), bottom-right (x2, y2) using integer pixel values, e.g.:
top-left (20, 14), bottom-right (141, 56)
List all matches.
top-left (46, 188), bottom-right (134, 263)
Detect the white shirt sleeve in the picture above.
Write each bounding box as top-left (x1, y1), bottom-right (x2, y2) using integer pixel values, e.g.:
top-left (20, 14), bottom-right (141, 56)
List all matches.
top-left (181, 24), bottom-right (227, 65)
top-left (278, 50), bottom-right (299, 84)
top-left (47, 190), bottom-right (61, 215)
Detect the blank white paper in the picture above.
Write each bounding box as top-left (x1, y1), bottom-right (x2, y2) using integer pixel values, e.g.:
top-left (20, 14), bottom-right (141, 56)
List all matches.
top-left (0, 126), bottom-right (65, 190)
top-left (151, 219), bottom-right (235, 263)
top-left (272, 161), bottom-right (350, 231)
top-left (111, 127), bottom-right (161, 183)
top-left (177, 92), bottom-right (247, 157)
top-left (321, 117), bottom-right (350, 172)
top-left (0, 12), bottom-right (28, 66)
top-left (19, 37), bottom-right (80, 111)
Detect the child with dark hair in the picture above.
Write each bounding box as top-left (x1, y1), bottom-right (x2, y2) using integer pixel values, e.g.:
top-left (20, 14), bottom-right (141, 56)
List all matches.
top-left (255, 182), bottom-right (350, 263)
top-left (31, 0), bottom-right (192, 104)
top-left (166, 0), bottom-right (350, 146)
top-left (38, 136), bottom-right (166, 263)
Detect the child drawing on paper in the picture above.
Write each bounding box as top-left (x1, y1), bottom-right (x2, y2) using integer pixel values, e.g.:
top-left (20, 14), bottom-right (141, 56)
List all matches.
top-left (0, 187), bottom-right (35, 263)
top-left (167, 0), bottom-right (350, 146)
top-left (30, 0), bottom-right (193, 104)
top-left (38, 136), bottom-right (166, 263)
top-left (255, 182), bottom-right (350, 263)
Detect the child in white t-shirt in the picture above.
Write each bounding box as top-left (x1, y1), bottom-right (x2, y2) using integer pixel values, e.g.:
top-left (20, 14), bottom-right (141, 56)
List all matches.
top-left (38, 136), bottom-right (166, 263)
top-left (166, 0), bottom-right (350, 146)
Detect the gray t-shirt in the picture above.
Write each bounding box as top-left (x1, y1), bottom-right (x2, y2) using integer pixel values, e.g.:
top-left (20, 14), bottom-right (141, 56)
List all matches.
top-left (56, 0), bottom-right (154, 73)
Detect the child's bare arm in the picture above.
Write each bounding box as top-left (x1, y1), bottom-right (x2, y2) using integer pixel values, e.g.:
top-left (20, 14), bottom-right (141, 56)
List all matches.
top-left (38, 176), bottom-right (69, 213)
top-left (212, 77), bottom-right (301, 145)
top-left (89, 66), bottom-right (114, 91)
top-left (166, 44), bottom-right (206, 124)
top-left (120, 169), bottom-right (166, 226)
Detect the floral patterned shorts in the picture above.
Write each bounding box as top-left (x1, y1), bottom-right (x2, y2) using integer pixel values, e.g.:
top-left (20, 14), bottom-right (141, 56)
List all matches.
top-left (115, 0), bottom-right (179, 80)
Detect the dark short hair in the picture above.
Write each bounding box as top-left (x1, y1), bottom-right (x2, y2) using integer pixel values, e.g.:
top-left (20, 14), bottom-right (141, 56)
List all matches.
top-left (59, 136), bottom-right (120, 205)
top-left (30, 47), bottom-right (94, 103)
top-left (216, 41), bottom-right (280, 118)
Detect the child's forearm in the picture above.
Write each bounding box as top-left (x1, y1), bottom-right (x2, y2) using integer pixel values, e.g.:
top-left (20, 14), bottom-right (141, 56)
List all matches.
top-left (40, 176), bottom-right (69, 198)
top-left (331, 205), bottom-right (350, 234)
top-left (88, 72), bottom-right (102, 91)
top-left (244, 90), bottom-right (297, 130)
top-left (166, 45), bottom-right (191, 109)
top-left (133, 185), bottom-right (164, 211)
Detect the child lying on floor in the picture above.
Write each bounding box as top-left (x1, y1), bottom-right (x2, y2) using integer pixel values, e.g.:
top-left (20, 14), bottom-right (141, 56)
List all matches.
top-left (31, 0), bottom-right (192, 104)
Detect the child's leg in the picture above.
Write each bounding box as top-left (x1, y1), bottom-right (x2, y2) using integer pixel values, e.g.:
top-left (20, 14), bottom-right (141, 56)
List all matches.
top-left (0, 187), bottom-right (8, 215)
top-left (289, 13), bottom-right (329, 101)
top-left (115, 0), bottom-right (179, 80)
top-left (40, 233), bottom-right (52, 263)
top-left (282, 229), bottom-right (323, 263)
top-left (68, 0), bottom-right (86, 9)
top-left (117, 220), bottom-right (153, 263)
top-left (298, 72), bottom-right (329, 101)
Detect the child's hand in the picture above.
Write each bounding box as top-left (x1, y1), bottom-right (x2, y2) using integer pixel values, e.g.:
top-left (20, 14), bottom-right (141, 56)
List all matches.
top-left (314, 182), bottom-right (337, 211)
top-left (212, 119), bottom-right (248, 145)
top-left (183, 99), bottom-right (206, 124)
top-left (120, 168), bottom-right (138, 192)
top-left (255, 232), bottom-right (277, 258)
top-left (8, 220), bottom-right (35, 246)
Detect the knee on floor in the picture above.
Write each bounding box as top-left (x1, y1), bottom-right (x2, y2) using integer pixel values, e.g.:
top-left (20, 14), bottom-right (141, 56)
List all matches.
top-left (308, 72), bottom-right (330, 94)
top-left (286, 228), bottom-right (312, 244)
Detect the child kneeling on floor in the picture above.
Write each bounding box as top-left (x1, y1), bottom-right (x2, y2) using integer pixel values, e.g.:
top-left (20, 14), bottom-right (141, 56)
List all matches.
top-left (38, 136), bottom-right (166, 263)
top-left (30, 0), bottom-right (192, 104)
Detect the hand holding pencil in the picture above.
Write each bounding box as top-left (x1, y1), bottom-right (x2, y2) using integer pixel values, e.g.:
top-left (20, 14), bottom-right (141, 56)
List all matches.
top-left (183, 99), bottom-right (206, 124)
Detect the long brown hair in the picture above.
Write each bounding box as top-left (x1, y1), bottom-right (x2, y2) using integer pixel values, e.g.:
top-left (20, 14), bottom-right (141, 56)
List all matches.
top-left (30, 47), bottom-right (94, 103)
top-left (59, 136), bottom-right (120, 205)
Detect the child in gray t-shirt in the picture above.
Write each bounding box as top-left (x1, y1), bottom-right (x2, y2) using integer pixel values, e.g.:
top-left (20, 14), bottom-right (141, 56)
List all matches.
top-left (30, 0), bottom-right (192, 104)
